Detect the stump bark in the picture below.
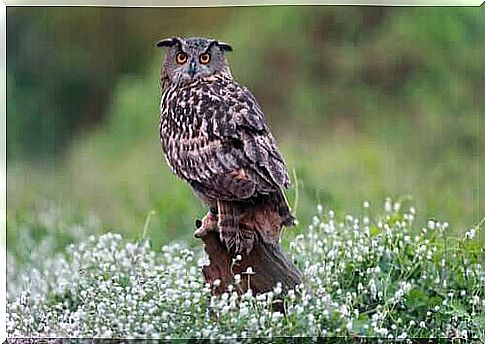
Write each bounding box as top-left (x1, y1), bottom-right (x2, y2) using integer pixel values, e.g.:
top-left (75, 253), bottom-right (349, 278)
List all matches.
top-left (195, 220), bottom-right (303, 299)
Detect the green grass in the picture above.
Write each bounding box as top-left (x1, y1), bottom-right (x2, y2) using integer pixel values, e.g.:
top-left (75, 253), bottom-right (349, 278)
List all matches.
top-left (7, 201), bottom-right (484, 339)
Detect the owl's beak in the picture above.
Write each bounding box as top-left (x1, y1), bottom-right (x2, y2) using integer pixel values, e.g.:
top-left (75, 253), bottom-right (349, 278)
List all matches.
top-left (188, 59), bottom-right (197, 78)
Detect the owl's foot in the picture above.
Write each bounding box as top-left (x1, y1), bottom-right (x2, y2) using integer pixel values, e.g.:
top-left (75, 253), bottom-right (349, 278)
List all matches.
top-left (194, 211), bottom-right (218, 238)
top-left (220, 227), bottom-right (255, 255)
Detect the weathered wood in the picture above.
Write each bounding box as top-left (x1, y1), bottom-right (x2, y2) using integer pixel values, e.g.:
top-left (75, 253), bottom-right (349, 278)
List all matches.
top-left (195, 216), bottom-right (303, 301)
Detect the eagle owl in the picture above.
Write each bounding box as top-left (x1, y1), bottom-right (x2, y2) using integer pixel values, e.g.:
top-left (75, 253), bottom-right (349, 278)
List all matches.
top-left (157, 36), bottom-right (295, 254)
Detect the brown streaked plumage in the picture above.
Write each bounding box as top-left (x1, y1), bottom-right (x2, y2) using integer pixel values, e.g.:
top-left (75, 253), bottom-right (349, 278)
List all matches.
top-left (157, 36), bottom-right (295, 254)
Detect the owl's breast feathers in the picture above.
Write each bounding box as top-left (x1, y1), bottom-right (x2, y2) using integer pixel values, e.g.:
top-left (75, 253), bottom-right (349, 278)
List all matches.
top-left (160, 75), bottom-right (290, 203)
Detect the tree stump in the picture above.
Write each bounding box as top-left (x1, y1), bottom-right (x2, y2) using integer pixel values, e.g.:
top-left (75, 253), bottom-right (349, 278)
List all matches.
top-left (195, 215), bottom-right (303, 306)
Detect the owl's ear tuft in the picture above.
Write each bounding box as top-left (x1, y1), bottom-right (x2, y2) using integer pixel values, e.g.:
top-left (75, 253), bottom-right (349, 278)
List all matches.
top-left (155, 37), bottom-right (180, 48)
top-left (217, 41), bottom-right (233, 52)
top-left (207, 40), bottom-right (233, 53)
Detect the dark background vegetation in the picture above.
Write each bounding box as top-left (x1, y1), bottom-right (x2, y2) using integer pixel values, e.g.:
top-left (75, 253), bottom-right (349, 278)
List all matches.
top-left (7, 7), bottom-right (484, 247)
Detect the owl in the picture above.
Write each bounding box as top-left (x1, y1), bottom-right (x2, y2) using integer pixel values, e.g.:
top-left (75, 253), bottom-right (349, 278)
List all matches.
top-left (157, 36), bottom-right (295, 254)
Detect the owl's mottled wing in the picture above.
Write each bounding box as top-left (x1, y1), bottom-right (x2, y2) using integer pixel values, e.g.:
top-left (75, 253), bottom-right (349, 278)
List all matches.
top-left (177, 79), bottom-right (290, 201)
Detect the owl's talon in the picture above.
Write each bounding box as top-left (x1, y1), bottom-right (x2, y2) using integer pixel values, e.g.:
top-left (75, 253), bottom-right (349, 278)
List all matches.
top-left (194, 211), bottom-right (218, 238)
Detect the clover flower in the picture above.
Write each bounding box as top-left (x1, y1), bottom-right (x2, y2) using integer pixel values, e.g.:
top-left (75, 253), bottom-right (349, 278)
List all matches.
top-left (7, 199), bottom-right (483, 339)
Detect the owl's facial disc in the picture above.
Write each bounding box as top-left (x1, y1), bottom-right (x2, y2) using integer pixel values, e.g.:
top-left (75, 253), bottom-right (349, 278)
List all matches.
top-left (158, 37), bottom-right (233, 85)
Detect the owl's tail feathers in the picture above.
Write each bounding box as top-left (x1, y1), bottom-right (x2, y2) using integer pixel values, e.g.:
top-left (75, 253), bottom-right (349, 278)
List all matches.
top-left (217, 200), bottom-right (255, 254)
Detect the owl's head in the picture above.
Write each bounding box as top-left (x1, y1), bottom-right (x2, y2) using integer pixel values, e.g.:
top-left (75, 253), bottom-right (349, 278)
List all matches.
top-left (157, 36), bottom-right (233, 85)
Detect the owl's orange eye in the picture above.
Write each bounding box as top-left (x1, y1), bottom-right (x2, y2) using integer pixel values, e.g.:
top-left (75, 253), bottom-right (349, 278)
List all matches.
top-left (176, 52), bottom-right (188, 64)
top-left (199, 53), bottom-right (211, 64)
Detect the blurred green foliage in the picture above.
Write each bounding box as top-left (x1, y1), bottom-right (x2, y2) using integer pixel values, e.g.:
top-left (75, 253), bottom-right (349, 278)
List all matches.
top-left (7, 7), bottom-right (484, 247)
